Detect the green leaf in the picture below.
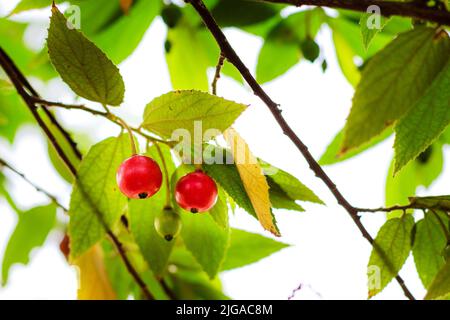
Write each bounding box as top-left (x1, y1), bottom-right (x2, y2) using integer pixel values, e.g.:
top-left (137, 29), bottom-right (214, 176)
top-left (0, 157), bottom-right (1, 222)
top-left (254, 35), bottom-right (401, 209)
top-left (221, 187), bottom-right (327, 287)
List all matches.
top-left (413, 212), bottom-right (448, 288)
top-left (329, 15), bottom-right (392, 87)
top-left (129, 143), bottom-right (176, 276)
top-left (385, 144), bottom-right (443, 218)
top-left (68, 134), bottom-right (131, 258)
top-left (261, 161), bottom-right (323, 205)
top-left (269, 186), bottom-right (305, 212)
top-left (425, 260), bottom-right (450, 300)
top-left (165, 19), bottom-right (210, 91)
top-left (319, 129), bottom-right (392, 165)
top-left (209, 188), bottom-right (229, 228)
top-left (409, 195), bottom-right (450, 212)
top-left (394, 57), bottom-right (450, 174)
top-left (211, 0), bottom-right (279, 27)
top-left (47, 6), bottom-right (125, 106)
top-left (342, 27), bottom-right (450, 152)
top-left (359, 13), bottom-right (389, 50)
top-left (179, 209), bottom-right (230, 279)
top-left (170, 268), bottom-right (230, 300)
top-left (256, 35), bottom-right (300, 84)
top-left (1, 203), bottom-right (56, 285)
top-left (221, 228), bottom-right (289, 271)
top-left (332, 28), bottom-right (360, 87)
top-left (367, 215), bottom-right (414, 298)
top-left (91, 0), bottom-right (161, 64)
top-left (256, 9), bottom-right (324, 83)
top-left (142, 90), bottom-right (247, 139)
top-left (204, 161), bottom-right (256, 218)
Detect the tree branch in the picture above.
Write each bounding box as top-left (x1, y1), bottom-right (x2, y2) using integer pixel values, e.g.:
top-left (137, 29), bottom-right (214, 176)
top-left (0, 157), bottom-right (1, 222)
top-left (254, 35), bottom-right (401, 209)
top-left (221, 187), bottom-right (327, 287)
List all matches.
top-left (187, 0), bottom-right (415, 300)
top-left (260, 0), bottom-right (450, 26)
top-left (212, 52), bottom-right (225, 95)
top-left (0, 46), bottom-right (154, 300)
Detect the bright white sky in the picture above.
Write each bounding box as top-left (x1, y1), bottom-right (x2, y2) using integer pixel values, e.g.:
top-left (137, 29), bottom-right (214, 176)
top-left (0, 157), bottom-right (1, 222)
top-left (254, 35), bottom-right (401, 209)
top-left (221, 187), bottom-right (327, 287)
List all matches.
top-left (1, 2), bottom-right (449, 300)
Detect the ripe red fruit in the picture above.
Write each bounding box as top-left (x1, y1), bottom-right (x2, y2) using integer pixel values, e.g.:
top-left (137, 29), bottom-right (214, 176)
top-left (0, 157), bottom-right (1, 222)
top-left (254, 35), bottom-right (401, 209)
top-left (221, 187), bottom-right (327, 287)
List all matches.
top-left (175, 170), bottom-right (218, 213)
top-left (116, 155), bottom-right (162, 199)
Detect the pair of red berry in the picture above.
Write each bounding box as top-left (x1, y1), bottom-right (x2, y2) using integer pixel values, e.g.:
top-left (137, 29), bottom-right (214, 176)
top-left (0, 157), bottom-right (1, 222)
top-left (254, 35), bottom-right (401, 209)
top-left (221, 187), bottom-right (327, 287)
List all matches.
top-left (116, 155), bottom-right (218, 213)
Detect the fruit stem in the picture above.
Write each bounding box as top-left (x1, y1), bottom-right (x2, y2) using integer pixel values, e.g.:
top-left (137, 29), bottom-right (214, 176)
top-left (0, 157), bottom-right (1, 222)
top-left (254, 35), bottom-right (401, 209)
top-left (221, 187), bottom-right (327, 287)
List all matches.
top-left (154, 142), bottom-right (172, 207)
top-left (117, 117), bottom-right (138, 155)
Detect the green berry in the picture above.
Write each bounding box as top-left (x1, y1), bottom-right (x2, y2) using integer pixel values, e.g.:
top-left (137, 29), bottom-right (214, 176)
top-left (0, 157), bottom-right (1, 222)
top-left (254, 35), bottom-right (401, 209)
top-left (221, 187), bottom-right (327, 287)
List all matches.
top-left (300, 37), bottom-right (320, 63)
top-left (161, 4), bottom-right (183, 29)
top-left (154, 208), bottom-right (182, 241)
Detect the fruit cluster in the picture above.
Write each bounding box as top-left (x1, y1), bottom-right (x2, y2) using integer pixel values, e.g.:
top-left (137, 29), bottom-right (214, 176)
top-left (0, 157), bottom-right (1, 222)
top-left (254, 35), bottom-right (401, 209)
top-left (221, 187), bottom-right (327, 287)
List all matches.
top-left (116, 155), bottom-right (218, 241)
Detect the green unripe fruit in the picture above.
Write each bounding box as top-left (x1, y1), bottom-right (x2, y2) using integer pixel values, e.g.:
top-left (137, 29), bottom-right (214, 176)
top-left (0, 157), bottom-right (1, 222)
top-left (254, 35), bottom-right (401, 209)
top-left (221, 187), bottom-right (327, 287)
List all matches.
top-left (161, 4), bottom-right (183, 29)
top-left (300, 37), bottom-right (320, 63)
top-left (154, 208), bottom-right (182, 242)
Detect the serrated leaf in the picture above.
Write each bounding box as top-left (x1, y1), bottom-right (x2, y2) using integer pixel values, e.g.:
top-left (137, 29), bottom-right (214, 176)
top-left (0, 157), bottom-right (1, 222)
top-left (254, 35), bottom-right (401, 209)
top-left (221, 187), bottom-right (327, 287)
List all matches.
top-left (47, 6), bottom-right (125, 106)
top-left (142, 90), bottom-right (247, 139)
top-left (129, 143), bottom-right (176, 276)
top-left (359, 13), bottom-right (389, 50)
top-left (261, 161), bottom-right (323, 205)
top-left (413, 212), bottom-right (448, 288)
top-left (73, 244), bottom-right (116, 300)
top-left (425, 260), bottom-right (450, 300)
top-left (224, 128), bottom-right (279, 236)
top-left (367, 215), bottom-right (414, 298)
top-left (68, 135), bottom-right (131, 258)
top-left (342, 27), bottom-right (450, 152)
top-left (1, 203), bottom-right (56, 285)
top-left (179, 210), bottom-right (230, 279)
top-left (221, 228), bottom-right (289, 271)
top-left (394, 57), bottom-right (450, 174)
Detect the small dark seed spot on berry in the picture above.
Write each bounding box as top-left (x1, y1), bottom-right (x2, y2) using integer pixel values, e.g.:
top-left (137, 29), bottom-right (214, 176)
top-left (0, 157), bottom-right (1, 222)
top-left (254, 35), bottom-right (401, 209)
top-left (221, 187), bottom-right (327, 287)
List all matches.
top-left (164, 235), bottom-right (173, 241)
top-left (191, 208), bottom-right (198, 213)
top-left (138, 192), bottom-right (148, 199)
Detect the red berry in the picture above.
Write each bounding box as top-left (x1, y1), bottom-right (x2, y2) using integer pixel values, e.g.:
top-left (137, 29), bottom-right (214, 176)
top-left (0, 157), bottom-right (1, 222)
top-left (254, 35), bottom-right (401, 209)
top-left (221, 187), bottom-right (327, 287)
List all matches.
top-left (175, 170), bottom-right (218, 213)
top-left (116, 155), bottom-right (162, 199)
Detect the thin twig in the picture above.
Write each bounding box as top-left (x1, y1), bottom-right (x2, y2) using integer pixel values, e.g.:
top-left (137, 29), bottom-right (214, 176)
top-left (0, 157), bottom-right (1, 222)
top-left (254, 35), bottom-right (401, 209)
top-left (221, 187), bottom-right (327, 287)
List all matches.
top-left (187, 0), bottom-right (415, 300)
top-left (32, 98), bottom-right (171, 146)
top-left (355, 204), bottom-right (415, 213)
top-left (260, 0), bottom-right (450, 26)
top-left (212, 52), bottom-right (225, 95)
top-left (0, 158), bottom-right (67, 210)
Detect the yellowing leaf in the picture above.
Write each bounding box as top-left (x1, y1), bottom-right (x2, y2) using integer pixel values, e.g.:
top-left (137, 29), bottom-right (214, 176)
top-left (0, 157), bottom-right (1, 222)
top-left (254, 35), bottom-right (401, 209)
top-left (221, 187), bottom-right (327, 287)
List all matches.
top-left (73, 245), bottom-right (116, 300)
top-left (224, 128), bottom-right (279, 236)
